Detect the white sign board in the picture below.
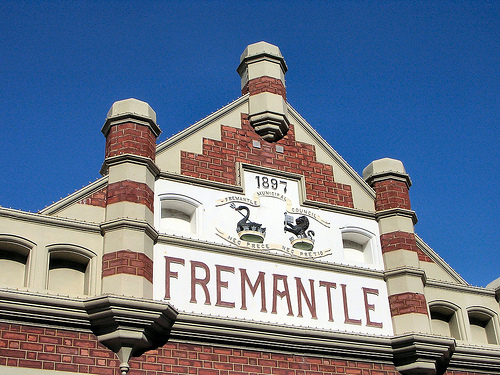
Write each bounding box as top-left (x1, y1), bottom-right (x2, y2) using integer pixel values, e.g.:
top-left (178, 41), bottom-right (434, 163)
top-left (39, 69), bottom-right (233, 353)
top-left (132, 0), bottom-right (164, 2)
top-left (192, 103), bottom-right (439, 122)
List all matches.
top-left (153, 245), bottom-right (393, 335)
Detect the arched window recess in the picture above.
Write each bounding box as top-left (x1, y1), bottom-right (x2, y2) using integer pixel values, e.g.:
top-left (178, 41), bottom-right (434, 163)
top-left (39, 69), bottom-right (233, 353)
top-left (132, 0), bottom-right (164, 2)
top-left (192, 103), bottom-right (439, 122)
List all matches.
top-left (158, 194), bottom-right (202, 235)
top-left (0, 234), bottom-right (35, 289)
top-left (466, 306), bottom-right (499, 345)
top-left (340, 227), bottom-right (379, 265)
top-left (428, 300), bottom-right (463, 340)
top-left (46, 244), bottom-right (96, 296)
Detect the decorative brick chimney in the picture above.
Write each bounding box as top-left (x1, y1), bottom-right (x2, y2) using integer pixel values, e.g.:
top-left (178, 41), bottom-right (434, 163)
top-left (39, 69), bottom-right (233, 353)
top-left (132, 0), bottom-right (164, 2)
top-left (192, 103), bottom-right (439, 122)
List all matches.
top-left (237, 41), bottom-right (290, 142)
top-left (363, 158), bottom-right (431, 335)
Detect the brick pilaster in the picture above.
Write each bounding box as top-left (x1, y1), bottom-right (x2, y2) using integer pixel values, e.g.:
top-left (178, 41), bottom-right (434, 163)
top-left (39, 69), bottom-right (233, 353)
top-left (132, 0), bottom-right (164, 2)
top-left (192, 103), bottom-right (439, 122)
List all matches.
top-left (100, 98), bottom-right (160, 298)
top-left (363, 158), bottom-right (431, 334)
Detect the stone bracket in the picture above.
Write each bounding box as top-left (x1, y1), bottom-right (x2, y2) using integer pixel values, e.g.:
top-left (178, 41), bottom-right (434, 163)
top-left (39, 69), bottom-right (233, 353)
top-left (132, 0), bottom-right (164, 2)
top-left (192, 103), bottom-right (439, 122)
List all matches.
top-left (391, 334), bottom-right (455, 375)
top-left (84, 295), bottom-right (178, 374)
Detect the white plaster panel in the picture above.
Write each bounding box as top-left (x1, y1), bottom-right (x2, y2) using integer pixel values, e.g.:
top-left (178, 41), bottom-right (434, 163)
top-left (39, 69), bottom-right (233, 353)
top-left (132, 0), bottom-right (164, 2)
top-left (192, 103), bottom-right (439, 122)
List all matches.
top-left (154, 170), bottom-right (384, 270)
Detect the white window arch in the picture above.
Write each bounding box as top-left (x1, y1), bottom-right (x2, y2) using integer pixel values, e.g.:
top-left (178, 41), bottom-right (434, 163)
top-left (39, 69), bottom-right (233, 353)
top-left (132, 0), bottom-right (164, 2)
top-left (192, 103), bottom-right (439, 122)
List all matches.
top-left (340, 227), bottom-right (378, 265)
top-left (428, 301), bottom-right (463, 339)
top-left (159, 194), bottom-right (202, 235)
top-left (467, 306), bottom-right (499, 344)
top-left (47, 244), bottom-right (96, 296)
top-left (0, 235), bottom-right (34, 289)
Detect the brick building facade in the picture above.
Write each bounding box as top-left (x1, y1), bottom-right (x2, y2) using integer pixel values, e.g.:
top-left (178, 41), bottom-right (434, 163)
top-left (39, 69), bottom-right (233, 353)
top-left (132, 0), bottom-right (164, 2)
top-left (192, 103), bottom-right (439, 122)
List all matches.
top-left (1, 42), bottom-right (499, 375)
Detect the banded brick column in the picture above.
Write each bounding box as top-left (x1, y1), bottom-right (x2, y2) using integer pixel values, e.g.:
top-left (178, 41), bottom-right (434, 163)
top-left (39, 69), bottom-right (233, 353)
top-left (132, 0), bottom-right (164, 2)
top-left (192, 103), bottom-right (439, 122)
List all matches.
top-left (100, 98), bottom-right (161, 299)
top-left (363, 158), bottom-right (431, 334)
top-left (237, 41), bottom-right (290, 142)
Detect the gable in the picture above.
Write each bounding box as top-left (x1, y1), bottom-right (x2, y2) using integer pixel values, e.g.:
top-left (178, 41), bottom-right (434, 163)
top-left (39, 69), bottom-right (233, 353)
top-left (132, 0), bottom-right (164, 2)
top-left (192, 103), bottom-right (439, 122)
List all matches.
top-left (155, 97), bottom-right (375, 212)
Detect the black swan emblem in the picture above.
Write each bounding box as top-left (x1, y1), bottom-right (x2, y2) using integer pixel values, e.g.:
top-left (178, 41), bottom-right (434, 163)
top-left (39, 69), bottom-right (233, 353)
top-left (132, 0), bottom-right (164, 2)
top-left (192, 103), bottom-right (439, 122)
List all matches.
top-left (231, 204), bottom-right (266, 235)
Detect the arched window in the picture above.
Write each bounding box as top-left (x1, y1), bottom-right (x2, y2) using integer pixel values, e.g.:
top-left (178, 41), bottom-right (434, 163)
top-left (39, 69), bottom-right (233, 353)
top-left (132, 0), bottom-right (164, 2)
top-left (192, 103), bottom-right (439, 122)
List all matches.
top-left (0, 235), bottom-right (34, 288)
top-left (47, 245), bottom-right (96, 296)
top-left (340, 227), bottom-right (377, 264)
top-left (429, 301), bottom-right (462, 339)
top-left (467, 308), bottom-right (498, 344)
top-left (159, 194), bottom-right (201, 235)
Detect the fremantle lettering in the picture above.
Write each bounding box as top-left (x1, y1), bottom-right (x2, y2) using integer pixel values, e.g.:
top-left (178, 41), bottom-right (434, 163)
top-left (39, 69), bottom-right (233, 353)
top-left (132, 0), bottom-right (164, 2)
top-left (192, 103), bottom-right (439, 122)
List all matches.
top-left (164, 256), bottom-right (383, 328)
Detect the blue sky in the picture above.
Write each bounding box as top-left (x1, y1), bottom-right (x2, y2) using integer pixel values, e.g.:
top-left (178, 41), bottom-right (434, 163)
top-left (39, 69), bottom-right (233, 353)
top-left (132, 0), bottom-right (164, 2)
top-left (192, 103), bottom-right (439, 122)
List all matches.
top-left (1, 1), bottom-right (498, 287)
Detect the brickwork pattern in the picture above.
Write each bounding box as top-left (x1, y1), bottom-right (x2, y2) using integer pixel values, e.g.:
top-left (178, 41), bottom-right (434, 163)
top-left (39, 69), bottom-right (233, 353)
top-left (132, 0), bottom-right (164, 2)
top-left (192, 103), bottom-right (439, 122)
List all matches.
top-left (102, 250), bottom-right (153, 283)
top-left (0, 323), bottom-right (119, 374)
top-left (106, 180), bottom-right (154, 212)
top-left (0, 322), bottom-right (402, 375)
top-left (372, 180), bottom-right (411, 211)
top-left (388, 292), bottom-right (428, 316)
top-left (181, 115), bottom-right (354, 208)
top-left (242, 76), bottom-right (287, 100)
top-left (129, 342), bottom-right (401, 375)
top-left (78, 187), bottom-right (107, 207)
top-left (380, 231), bottom-right (433, 263)
top-left (105, 122), bottom-right (156, 161)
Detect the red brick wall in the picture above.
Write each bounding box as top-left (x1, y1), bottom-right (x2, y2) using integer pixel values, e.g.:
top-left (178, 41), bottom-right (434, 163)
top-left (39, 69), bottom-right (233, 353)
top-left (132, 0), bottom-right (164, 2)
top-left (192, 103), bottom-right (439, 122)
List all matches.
top-left (105, 122), bottom-right (156, 160)
top-left (0, 322), bottom-right (119, 374)
top-left (181, 115), bottom-right (354, 208)
top-left (372, 180), bottom-right (411, 211)
top-left (78, 187), bottom-right (107, 207)
top-left (380, 231), bottom-right (433, 263)
top-left (106, 180), bottom-right (154, 212)
top-left (242, 76), bottom-right (287, 100)
top-left (0, 322), bottom-right (402, 375)
top-left (388, 292), bottom-right (428, 316)
top-left (102, 250), bottom-right (153, 283)
top-left (129, 342), bottom-right (401, 375)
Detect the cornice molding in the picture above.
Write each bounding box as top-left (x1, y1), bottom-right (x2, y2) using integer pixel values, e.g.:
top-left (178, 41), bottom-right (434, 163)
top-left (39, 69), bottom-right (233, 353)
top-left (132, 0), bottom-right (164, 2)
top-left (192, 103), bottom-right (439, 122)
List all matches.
top-left (100, 218), bottom-right (159, 242)
top-left (159, 164), bottom-right (377, 220)
top-left (0, 207), bottom-right (101, 233)
top-left (448, 343), bottom-right (500, 373)
top-left (425, 279), bottom-right (496, 297)
top-left (171, 313), bottom-right (394, 363)
top-left (102, 113), bottom-right (161, 138)
top-left (385, 267), bottom-right (427, 283)
top-left (0, 289), bottom-right (90, 331)
top-left (100, 154), bottom-right (160, 178)
top-left (302, 198), bottom-right (377, 219)
top-left (375, 208), bottom-right (418, 225)
top-left (365, 171), bottom-right (412, 190)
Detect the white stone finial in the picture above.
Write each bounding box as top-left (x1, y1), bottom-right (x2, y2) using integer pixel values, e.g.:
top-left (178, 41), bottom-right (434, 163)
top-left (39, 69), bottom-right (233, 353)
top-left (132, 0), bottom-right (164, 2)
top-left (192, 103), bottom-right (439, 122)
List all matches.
top-left (102, 98), bottom-right (160, 138)
top-left (237, 41), bottom-right (287, 90)
top-left (106, 98), bottom-right (157, 123)
top-left (363, 158), bottom-right (411, 187)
